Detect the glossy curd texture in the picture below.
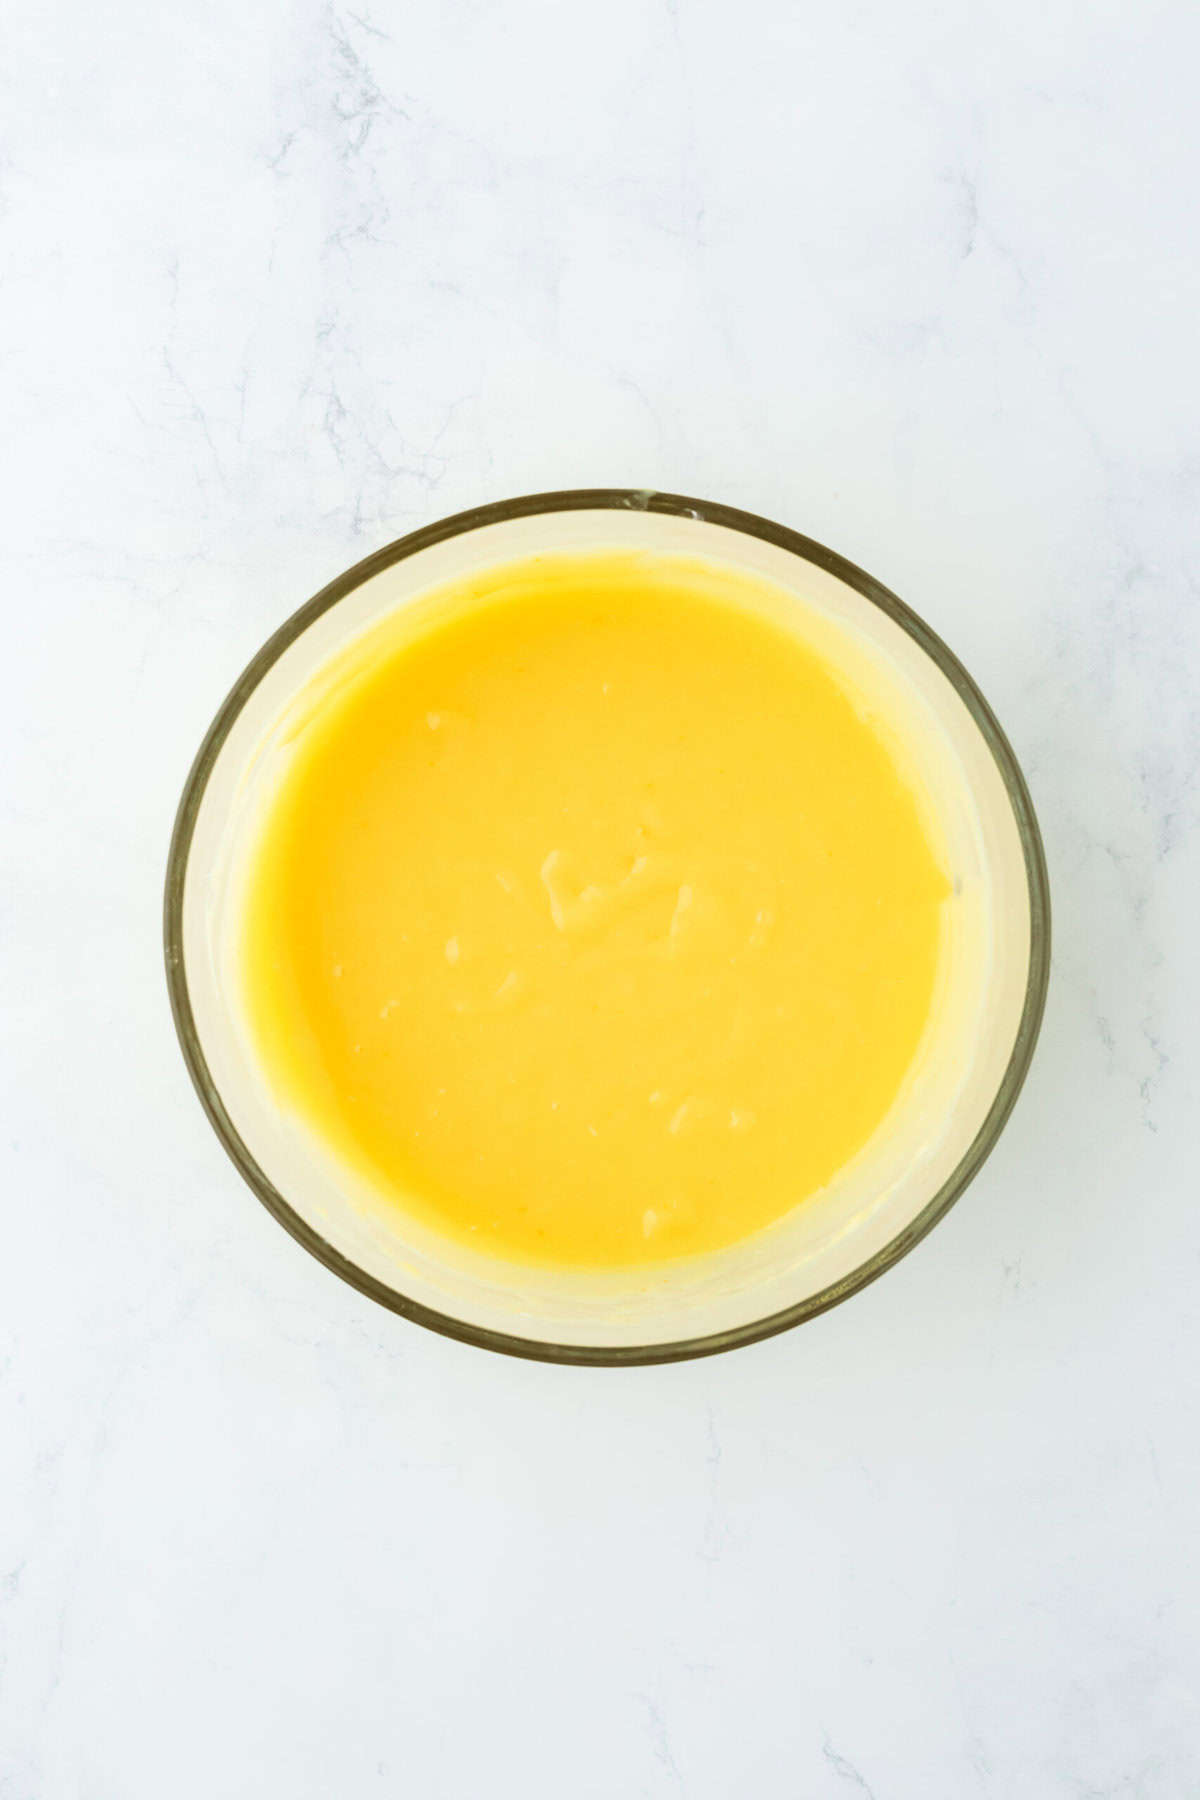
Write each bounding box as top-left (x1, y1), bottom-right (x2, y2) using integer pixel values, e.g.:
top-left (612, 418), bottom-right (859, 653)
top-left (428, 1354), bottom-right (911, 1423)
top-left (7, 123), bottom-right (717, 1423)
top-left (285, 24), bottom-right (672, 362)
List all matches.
top-left (241, 552), bottom-right (949, 1267)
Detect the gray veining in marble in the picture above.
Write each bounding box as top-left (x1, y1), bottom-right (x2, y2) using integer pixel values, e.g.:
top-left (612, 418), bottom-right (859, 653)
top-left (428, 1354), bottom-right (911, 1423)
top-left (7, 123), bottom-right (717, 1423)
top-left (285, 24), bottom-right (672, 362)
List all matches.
top-left (2, 1), bottom-right (1199, 1794)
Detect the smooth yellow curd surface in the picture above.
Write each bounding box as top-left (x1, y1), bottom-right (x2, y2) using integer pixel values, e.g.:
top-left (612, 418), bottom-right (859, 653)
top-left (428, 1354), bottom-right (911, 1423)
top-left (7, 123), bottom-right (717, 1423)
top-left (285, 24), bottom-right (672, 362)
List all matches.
top-left (241, 551), bottom-right (950, 1267)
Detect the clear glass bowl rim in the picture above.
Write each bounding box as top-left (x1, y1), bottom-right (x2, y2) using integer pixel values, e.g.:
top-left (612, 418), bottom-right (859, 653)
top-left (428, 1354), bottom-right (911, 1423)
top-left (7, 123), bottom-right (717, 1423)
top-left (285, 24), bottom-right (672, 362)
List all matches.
top-left (163, 488), bottom-right (1051, 1366)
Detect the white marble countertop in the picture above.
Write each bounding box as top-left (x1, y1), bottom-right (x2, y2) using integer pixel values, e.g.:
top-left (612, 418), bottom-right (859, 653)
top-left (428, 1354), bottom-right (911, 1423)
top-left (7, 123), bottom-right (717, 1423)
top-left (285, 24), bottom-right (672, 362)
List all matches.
top-left (3, 1), bottom-right (1199, 1793)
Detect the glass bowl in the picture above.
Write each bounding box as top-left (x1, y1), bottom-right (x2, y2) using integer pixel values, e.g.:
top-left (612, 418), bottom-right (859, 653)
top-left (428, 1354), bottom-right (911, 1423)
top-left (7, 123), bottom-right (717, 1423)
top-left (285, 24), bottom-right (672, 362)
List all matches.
top-left (164, 490), bottom-right (1050, 1364)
